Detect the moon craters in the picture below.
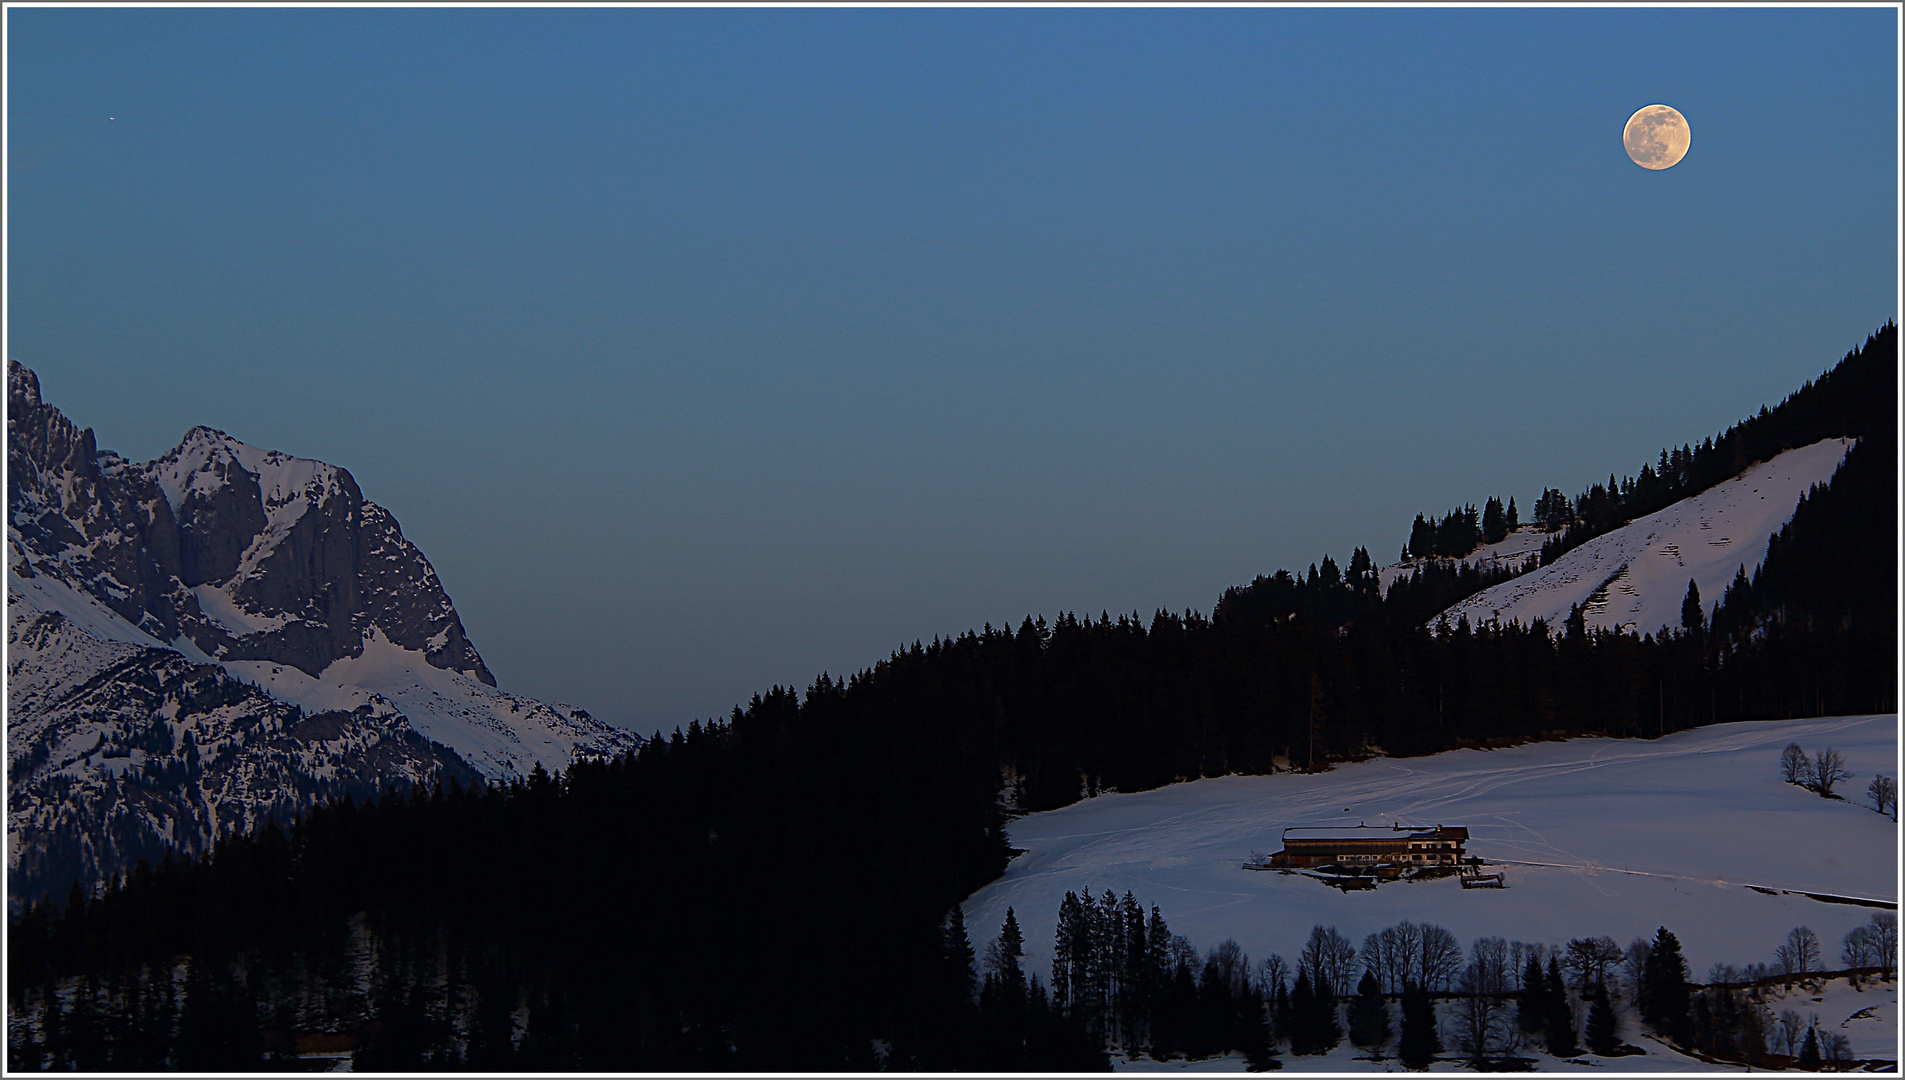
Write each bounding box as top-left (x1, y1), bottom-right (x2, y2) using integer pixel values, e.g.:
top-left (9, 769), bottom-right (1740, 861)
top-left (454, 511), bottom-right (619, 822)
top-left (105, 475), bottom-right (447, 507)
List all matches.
top-left (1624, 104), bottom-right (1691, 170)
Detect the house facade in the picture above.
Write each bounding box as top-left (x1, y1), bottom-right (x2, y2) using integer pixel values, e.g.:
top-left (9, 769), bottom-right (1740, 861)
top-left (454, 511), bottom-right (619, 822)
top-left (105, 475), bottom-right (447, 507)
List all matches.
top-left (1264, 824), bottom-right (1469, 871)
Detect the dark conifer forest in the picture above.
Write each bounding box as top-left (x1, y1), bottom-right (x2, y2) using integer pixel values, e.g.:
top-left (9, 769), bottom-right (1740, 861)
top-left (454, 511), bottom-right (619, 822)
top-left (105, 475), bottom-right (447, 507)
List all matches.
top-left (7, 323), bottom-right (1896, 1069)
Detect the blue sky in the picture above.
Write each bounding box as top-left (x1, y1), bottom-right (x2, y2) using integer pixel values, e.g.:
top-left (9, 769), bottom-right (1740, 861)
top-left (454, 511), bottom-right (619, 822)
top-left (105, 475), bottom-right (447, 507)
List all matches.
top-left (8, 7), bottom-right (1897, 731)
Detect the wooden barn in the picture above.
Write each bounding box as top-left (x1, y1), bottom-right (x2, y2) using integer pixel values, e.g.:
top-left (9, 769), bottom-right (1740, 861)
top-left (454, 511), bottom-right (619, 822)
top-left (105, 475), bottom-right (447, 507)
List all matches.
top-left (1263, 824), bottom-right (1469, 872)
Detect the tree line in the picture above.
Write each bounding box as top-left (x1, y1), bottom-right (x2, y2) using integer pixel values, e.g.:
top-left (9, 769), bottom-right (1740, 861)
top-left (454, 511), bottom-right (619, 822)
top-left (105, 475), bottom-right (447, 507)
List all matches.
top-left (1533, 322), bottom-right (1894, 566)
top-left (958, 895), bottom-right (1900, 1070)
top-left (1403, 497), bottom-right (1521, 561)
top-left (1399, 322), bottom-right (1891, 569)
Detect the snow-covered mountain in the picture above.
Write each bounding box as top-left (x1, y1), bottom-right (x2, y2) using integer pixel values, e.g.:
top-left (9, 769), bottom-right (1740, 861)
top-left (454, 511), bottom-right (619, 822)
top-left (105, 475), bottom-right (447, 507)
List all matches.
top-left (1430, 438), bottom-right (1853, 636)
top-left (7, 361), bottom-right (638, 904)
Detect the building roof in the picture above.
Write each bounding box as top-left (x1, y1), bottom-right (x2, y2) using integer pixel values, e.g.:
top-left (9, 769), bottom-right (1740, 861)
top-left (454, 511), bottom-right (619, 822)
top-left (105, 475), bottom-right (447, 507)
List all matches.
top-left (1282, 825), bottom-right (1468, 843)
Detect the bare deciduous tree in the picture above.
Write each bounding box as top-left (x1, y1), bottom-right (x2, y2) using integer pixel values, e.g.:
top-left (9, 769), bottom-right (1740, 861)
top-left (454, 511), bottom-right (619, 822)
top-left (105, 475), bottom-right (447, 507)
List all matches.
top-left (1868, 774), bottom-right (1897, 818)
top-left (1563, 936), bottom-right (1625, 992)
top-left (1812, 748), bottom-right (1851, 798)
top-left (1302, 925), bottom-right (1358, 997)
top-left (1360, 932), bottom-right (1384, 988)
top-left (1820, 1030), bottom-right (1853, 1067)
top-left (1872, 912), bottom-right (1897, 974)
top-left (1466, 937), bottom-right (1512, 996)
top-left (1771, 1010), bottom-right (1806, 1059)
top-left (1208, 939), bottom-right (1251, 995)
top-left (1620, 937), bottom-right (1650, 1001)
top-left (1258, 953), bottom-right (1289, 997)
top-left (1780, 743), bottom-right (1813, 786)
top-left (1169, 934), bottom-right (1198, 972)
top-left (1447, 958), bottom-right (1519, 1064)
top-left (1842, 925), bottom-right (1879, 986)
top-left (1419, 924), bottom-right (1464, 993)
top-left (1775, 926), bottom-right (1821, 979)
top-left (1365, 922), bottom-right (1424, 995)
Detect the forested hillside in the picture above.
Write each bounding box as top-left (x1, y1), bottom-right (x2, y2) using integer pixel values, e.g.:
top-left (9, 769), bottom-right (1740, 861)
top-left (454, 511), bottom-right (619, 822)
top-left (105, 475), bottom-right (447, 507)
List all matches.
top-left (8, 325), bottom-right (1895, 1070)
top-left (1377, 322), bottom-right (1894, 569)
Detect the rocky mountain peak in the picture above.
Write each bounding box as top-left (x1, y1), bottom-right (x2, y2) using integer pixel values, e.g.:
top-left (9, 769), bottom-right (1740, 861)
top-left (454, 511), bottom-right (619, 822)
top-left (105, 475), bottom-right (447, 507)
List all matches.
top-left (8, 364), bottom-right (494, 684)
top-left (8, 362), bottom-right (639, 904)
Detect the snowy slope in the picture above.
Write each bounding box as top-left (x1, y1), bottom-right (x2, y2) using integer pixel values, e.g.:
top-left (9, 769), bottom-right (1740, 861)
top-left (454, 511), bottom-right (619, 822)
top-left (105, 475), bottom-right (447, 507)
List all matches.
top-left (1760, 976), bottom-right (1900, 1061)
top-left (219, 631), bottom-right (622, 780)
top-left (962, 714), bottom-right (1897, 1002)
top-left (1433, 439), bottom-right (1852, 636)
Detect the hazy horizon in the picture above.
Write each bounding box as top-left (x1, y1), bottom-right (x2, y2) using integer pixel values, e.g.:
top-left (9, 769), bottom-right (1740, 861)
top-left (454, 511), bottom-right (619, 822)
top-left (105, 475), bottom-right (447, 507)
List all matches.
top-left (8, 7), bottom-right (1897, 731)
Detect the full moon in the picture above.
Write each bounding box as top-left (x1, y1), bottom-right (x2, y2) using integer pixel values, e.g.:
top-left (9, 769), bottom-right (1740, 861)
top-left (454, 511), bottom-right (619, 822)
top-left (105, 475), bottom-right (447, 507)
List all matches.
top-left (1623, 104), bottom-right (1691, 170)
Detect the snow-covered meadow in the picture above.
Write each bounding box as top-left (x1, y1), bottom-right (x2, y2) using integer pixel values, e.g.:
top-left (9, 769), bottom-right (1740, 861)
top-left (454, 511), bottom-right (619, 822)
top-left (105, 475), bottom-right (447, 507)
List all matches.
top-left (962, 714), bottom-right (1897, 1004)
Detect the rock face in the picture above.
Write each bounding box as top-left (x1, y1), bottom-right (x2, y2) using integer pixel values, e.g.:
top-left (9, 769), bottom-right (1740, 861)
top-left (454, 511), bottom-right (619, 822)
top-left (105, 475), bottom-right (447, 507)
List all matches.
top-left (7, 362), bottom-right (639, 905)
top-left (10, 362), bottom-right (492, 682)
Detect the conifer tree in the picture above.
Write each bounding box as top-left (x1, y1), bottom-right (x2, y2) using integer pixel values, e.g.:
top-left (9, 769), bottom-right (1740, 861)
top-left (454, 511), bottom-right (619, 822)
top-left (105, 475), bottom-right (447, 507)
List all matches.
top-left (1797, 1025), bottom-right (1820, 1070)
top-left (1689, 991), bottom-right (1718, 1060)
top-left (991, 908), bottom-right (1026, 997)
top-left (1483, 497), bottom-right (1508, 545)
top-left (1736, 998), bottom-right (1767, 1067)
top-left (1239, 981), bottom-right (1275, 1073)
top-left (931, 905), bottom-right (980, 1069)
top-left (1053, 892), bottom-right (1091, 1018)
top-left (1639, 927), bottom-right (1691, 1045)
top-left (1287, 969), bottom-right (1319, 1055)
top-left (1543, 957), bottom-right (1578, 1057)
top-left (1163, 949), bottom-right (1198, 1058)
top-left (945, 905), bottom-right (977, 1004)
top-left (1142, 907), bottom-right (1173, 1057)
top-left (1348, 547), bottom-right (1377, 593)
top-left (131, 965), bottom-right (175, 1070)
top-left (38, 984), bottom-right (67, 1071)
top-left (1397, 985), bottom-right (1439, 1069)
top-left (1517, 954), bottom-right (1545, 1036)
top-left (1681, 580), bottom-right (1704, 635)
top-left (9, 995), bottom-right (46, 1072)
top-left (1347, 969), bottom-right (1391, 1056)
top-left (1118, 892), bottom-right (1146, 1050)
top-left (1312, 971), bottom-right (1342, 1053)
top-left (1408, 515), bottom-right (1435, 559)
top-left (174, 959), bottom-right (259, 1071)
top-left (65, 976), bottom-right (108, 1072)
top-left (1584, 983), bottom-right (1619, 1055)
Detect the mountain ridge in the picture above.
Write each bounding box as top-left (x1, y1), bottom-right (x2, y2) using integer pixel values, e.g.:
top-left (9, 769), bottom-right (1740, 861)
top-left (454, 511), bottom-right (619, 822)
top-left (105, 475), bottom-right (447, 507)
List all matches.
top-left (6, 361), bottom-right (637, 903)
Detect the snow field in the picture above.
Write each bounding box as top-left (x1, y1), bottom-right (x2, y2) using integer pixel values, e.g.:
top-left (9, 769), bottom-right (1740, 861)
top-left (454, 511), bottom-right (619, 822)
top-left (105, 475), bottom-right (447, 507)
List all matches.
top-left (963, 714), bottom-right (1898, 1022)
top-left (1435, 439), bottom-right (1852, 637)
top-left (221, 629), bottom-right (627, 778)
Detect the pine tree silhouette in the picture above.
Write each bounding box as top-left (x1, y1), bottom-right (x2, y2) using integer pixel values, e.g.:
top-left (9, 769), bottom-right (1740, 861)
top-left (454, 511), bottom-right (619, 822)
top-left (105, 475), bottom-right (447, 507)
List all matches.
top-left (1398, 985), bottom-right (1439, 1069)
top-left (1640, 927), bottom-right (1692, 1045)
top-left (1584, 983), bottom-right (1619, 1055)
top-left (1543, 957), bottom-right (1578, 1057)
top-left (1347, 970), bottom-right (1391, 1055)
